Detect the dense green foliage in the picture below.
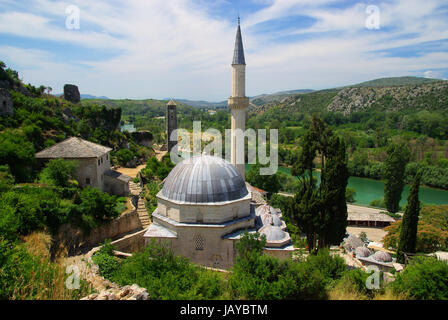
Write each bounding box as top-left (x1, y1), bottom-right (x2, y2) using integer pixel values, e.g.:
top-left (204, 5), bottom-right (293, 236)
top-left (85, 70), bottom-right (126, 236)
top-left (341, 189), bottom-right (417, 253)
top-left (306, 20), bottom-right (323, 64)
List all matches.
top-left (0, 238), bottom-right (91, 300)
top-left (384, 143), bottom-right (411, 213)
top-left (245, 162), bottom-right (281, 197)
top-left (0, 186), bottom-right (121, 241)
top-left (39, 159), bottom-right (78, 188)
top-left (384, 205), bottom-right (448, 253)
top-left (228, 233), bottom-right (345, 299)
top-left (95, 240), bottom-right (224, 300)
top-left (397, 171), bottom-right (422, 263)
top-left (141, 154), bottom-right (175, 182)
top-left (0, 130), bottom-right (35, 181)
top-left (391, 257), bottom-right (448, 300)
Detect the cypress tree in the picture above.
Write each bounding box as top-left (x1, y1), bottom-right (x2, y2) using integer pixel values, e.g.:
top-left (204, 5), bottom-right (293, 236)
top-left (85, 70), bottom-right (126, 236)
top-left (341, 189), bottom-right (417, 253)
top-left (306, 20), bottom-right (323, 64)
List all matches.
top-left (319, 135), bottom-right (349, 248)
top-left (384, 143), bottom-right (411, 213)
top-left (286, 115), bottom-right (348, 252)
top-left (397, 171), bottom-right (422, 264)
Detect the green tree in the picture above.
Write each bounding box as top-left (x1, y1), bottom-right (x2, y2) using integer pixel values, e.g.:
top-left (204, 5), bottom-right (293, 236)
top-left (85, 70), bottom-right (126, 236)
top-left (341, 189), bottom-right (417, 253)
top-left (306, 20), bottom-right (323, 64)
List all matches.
top-left (40, 159), bottom-right (78, 187)
top-left (0, 130), bottom-right (35, 181)
top-left (245, 162), bottom-right (280, 199)
top-left (285, 115), bottom-right (348, 252)
top-left (397, 171), bottom-right (422, 263)
top-left (345, 187), bottom-right (356, 203)
top-left (384, 143), bottom-right (411, 213)
top-left (0, 165), bottom-right (14, 194)
top-left (318, 134), bottom-right (348, 248)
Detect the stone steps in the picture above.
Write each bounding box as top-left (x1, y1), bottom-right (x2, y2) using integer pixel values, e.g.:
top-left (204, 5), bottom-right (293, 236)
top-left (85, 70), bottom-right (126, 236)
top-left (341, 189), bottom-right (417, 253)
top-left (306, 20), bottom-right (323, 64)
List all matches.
top-left (127, 181), bottom-right (151, 228)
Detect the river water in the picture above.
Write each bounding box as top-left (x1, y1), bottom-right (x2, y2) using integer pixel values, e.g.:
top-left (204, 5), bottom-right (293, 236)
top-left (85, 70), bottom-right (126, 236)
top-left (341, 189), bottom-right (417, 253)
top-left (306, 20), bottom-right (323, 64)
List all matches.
top-left (250, 165), bottom-right (448, 207)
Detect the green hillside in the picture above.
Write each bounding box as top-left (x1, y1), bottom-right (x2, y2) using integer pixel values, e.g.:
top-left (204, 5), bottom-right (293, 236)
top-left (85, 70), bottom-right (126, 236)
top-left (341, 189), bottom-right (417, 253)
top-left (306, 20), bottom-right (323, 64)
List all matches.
top-left (351, 76), bottom-right (445, 88)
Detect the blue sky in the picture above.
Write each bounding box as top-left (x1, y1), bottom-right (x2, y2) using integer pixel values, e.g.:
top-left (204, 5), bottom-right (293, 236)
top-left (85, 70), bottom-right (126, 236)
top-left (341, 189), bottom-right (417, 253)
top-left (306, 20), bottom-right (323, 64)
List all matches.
top-left (0, 0), bottom-right (447, 100)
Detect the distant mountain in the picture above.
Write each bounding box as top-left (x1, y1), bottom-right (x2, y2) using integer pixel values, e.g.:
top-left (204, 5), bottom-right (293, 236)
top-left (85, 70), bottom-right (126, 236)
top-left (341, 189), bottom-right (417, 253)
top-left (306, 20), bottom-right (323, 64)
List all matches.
top-left (346, 76), bottom-right (444, 88)
top-left (170, 89), bottom-right (314, 109)
top-left (81, 94), bottom-right (110, 100)
top-left (54, 93), bottom-right (110, 100)
top-left (170, 99), bottom-right (227, 109)
top-left (249, 78), bottom-right (448, 116)
top-left (250, 89), bottom-right (314, 106)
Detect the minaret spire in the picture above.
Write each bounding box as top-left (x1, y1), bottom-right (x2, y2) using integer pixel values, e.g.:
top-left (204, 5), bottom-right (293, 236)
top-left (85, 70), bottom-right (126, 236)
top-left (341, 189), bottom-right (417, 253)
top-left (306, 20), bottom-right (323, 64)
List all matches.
top-left (232, 16), bottom-right (246, 65)
top-left (228, 18), bottom-right (249, 178)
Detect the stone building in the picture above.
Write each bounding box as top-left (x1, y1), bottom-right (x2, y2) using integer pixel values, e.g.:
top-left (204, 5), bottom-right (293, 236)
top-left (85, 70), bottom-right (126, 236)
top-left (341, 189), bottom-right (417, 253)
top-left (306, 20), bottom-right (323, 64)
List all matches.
top-left (143, 155), bottom-right (293, 269)
top-left (347, 211), bottom-right (395, 228)
top-left (0, 88), bottom-right (13, 116)
top-left (166, 99), bottom-right (177, 153)
top-left (35, 137), bottom-right (131, 196)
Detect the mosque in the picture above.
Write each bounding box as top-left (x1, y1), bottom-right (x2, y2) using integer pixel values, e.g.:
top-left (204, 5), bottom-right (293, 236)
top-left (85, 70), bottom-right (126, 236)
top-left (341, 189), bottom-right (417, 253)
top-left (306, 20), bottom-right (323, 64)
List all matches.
top-left (143, 19), bottom-right (294, 269)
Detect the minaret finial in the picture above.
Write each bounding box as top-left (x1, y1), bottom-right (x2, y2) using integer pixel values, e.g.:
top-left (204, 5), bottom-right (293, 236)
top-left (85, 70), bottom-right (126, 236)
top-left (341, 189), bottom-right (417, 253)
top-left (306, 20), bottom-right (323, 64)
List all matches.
top-left (238, 15), bottom-right (240, 25)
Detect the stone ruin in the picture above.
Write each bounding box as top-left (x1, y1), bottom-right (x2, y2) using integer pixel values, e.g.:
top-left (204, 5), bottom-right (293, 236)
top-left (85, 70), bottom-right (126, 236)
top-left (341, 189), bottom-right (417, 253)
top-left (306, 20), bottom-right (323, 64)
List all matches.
top-left (0, 88), bottom-right (13, 116)
top-left (63, 84), bottom-right (81, 104)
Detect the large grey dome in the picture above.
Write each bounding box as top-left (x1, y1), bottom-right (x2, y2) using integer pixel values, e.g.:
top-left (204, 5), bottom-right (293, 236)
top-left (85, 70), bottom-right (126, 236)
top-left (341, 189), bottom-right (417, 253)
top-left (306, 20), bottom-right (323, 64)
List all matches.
top-left (160, 155), bottom-right (249, 203)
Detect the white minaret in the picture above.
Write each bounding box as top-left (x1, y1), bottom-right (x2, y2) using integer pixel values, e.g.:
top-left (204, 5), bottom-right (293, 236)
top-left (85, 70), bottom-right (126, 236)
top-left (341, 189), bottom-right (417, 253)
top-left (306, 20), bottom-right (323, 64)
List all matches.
top-left (228, 17), bottom-right (249, 178)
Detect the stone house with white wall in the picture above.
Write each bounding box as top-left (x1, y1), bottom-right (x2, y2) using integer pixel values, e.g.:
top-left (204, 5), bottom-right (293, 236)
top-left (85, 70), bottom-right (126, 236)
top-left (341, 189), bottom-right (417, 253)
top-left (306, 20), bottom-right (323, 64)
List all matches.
top-left (35, 137), bottom-right (131, 196)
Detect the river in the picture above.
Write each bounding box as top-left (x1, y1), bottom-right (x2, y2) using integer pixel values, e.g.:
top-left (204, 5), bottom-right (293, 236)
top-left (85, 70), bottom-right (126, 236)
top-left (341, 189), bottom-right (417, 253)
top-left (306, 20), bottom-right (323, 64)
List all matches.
top-left (247, 165), bottom-right (448, 207)
top-left (121, 123), bottom-right (136, 133)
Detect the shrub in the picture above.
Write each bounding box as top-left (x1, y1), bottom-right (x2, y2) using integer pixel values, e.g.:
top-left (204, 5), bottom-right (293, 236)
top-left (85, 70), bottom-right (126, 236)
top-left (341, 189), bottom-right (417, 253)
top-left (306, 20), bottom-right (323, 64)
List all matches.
top-left (345, 187), bottom-right (357, 203)
top-left (115, 149), bottom-right (135, 167)
top-left (0, 165), bottom-right (14, 193)
top-left (391, 257), bottom-right (448, 300)
top-left (0, 130), bottom-right (35, 181)
top-left (329, 269), bottom-right (372, 300)
top-left (370, 198), bottom-right (386, 209)
top-left (92, 251), bottom-right (120, 279)
top-left (302, 249), bottom-right (347, 286)
top-left (39, 159), bottom-right (78, 187)
top-left (0, 238), bottom-right (92, 300)
top-left (109, 241), bottom-right (224, 300)
top-left (228, 232), bottom-right (329, 300)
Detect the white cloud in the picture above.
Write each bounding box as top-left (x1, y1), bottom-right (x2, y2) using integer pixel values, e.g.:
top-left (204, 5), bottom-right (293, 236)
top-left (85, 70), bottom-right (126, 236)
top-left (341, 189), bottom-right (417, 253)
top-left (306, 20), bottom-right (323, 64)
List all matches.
top-left (0, 0), bottom-right (447, 99)
top-left (424, 70), bottom-right (446, 80)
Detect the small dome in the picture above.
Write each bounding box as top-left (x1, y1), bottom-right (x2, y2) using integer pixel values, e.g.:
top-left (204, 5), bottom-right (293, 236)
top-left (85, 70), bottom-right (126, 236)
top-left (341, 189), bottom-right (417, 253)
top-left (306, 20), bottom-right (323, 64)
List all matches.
top-left (343, 235), bottom-right (364, 251)
top-left (259, 225), bottom-right (287, 241)
top-left (261, 213), bottom-right (282, 227)
top-left (372, 251), bottom-right (392, 262)
top-left (255, 205), bottom-right (278, 216)
top-left (160, 155), bottom-right (248, 203)
top-left (355, 246), bottom-right (371, 258)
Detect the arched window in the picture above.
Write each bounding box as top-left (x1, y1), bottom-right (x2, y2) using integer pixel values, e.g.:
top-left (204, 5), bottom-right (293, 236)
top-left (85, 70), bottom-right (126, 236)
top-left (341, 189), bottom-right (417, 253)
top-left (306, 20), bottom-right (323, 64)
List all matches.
top-left (194, 234), bottom-right (205, 251)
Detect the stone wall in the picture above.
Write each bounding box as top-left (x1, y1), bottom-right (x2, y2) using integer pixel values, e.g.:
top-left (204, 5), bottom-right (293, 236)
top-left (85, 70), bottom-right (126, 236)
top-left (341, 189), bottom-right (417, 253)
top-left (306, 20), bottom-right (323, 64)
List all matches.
top-left (54, 198), bottom-right (143, 255)
top-left (111, 229), bottom-right (146, 252)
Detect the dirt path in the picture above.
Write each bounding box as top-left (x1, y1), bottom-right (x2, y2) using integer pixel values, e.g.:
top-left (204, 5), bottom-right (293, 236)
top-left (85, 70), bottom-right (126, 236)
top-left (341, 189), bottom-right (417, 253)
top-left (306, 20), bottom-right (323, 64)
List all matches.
top-left (155, 150), bottom-right (167, 161)
top-left (115, 164), bottom-right (146, 178)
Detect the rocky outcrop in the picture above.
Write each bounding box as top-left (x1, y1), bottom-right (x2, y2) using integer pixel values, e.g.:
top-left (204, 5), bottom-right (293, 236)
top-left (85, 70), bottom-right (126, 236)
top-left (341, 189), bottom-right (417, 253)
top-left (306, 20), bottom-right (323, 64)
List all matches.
top-left (61, 107), bottom-right (79, 123)
top-left (327, 81), bottom-right (448, 115)
top-left (63, 84), bottom-right (81, 104)
top-left (81, 284), bottom-right (149, 300)
top-left (131, 131), bottom-right (154, 148)
top-left (0, 88), bottom-right (13, 116)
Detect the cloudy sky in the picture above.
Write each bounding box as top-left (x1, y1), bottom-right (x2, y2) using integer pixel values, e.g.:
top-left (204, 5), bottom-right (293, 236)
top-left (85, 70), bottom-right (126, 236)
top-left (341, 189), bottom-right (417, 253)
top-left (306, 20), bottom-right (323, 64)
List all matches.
top-left (0, 0), bottom-right (447, 100)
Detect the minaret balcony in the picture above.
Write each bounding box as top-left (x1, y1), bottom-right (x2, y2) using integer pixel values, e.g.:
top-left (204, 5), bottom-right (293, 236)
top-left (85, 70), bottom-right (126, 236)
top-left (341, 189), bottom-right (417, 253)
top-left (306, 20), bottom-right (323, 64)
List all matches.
top-left (228, 96), bottom-right (249, 109)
